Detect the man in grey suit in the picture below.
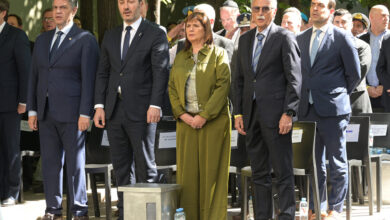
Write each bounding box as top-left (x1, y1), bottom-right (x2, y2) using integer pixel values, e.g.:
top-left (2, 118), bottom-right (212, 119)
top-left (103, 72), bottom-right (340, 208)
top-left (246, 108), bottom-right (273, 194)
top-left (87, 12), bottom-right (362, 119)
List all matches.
top-left (233, 0), bottom-right (301, 219)
top-left (297, 0), bottom-right (360, 218)
top-left (93, 0), bottom-right (169, 219)
top-left (333, 9), bottom-right (372, 115)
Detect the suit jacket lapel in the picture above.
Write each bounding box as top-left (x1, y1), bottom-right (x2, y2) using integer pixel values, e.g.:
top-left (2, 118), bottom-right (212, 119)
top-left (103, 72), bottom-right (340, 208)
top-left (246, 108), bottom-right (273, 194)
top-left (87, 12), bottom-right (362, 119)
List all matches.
top-left (0, 23), bottom-right (9, 48)
top-left (50, 24), bottom-right (79, 65)
top-left (115, 26), bottom-right (122, 64)
top-left (121, 19), bottom-right (146, 70)
top-left (247, 29), bottom-right (256, 76)
top-left (302, 28), bottom-right (312, 71)
top-left (255, 23), bottom-right (277, 75)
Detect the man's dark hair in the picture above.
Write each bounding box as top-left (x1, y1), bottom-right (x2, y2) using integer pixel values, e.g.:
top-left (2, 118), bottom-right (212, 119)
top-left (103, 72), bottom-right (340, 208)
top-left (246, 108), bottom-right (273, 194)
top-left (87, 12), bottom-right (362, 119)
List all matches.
top-left (8, 13), bottom-right (22, 26)
top-left (328, 0), bottom-right (336, 9)
top-left (54, 0), bottom-right (78, 8)
top-left (0, 0), bottom-right (9, 19)
top-left (42, 7), bottom-right (52, 18)
top-left (333, 8), bottom-right (352, 23)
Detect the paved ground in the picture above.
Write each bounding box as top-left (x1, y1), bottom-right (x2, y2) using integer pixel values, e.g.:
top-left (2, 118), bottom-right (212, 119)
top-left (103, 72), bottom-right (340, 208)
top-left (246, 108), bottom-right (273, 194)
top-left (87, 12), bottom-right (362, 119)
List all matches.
top-left (1, 187), bottom-right (390, 220)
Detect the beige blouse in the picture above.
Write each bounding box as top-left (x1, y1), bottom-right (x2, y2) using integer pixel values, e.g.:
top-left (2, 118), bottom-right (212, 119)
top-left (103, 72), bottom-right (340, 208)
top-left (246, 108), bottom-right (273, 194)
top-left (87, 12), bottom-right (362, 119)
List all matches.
top-left (185, 53), bottom-right (200, 114)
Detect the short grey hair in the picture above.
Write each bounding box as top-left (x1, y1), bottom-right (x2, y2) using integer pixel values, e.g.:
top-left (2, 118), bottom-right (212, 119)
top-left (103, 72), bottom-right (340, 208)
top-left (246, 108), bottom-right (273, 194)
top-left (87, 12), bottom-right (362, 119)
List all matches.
top-left (283, 7), bottom-right (301, 23)
top-left (194, 3), bottom-right (216, 21)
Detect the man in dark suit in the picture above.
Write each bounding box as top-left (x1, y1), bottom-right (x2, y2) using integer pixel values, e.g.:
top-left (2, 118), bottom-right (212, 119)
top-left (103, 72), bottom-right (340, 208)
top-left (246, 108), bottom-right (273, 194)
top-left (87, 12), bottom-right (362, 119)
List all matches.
top-left (333, 9), bottom-right (372, 115)
top-left (297, 0), bottom-right (360, 218)
top-left (377, 34), bottom-right (390, 111)
top-left (27, 0), bottom-right (99, 219)
top-left (93, 0), bottom-right (169, 219)
top-left (233, 0), bottom-right (301, 219)
top-left (0, 0), bottom-right (31, 207)
top-left (359, 5), bottom-right (389, 112)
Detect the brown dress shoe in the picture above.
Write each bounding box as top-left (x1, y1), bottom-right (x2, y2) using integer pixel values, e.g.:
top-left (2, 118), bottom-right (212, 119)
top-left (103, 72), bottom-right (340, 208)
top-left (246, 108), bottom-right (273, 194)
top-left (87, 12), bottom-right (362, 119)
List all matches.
top-left (308, 209), bottom-right (327, 220)
top-left (73, 216), bottom-right (89, 220)
top-left (42, 213), bottom-right (63, 220)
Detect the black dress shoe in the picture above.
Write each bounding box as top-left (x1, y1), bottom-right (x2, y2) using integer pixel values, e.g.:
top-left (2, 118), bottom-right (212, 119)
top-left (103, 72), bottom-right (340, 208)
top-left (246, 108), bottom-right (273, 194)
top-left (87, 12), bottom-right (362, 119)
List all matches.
top-left (1, 197), bottom-right (16, 206)
top-left (42, 213), bottom-right (63, 220)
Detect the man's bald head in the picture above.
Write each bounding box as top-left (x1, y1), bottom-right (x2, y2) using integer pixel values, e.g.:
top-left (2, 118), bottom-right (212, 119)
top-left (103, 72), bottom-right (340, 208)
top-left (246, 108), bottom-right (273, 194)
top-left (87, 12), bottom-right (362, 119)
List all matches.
top-left (369, 5), bottom-right (389, 34)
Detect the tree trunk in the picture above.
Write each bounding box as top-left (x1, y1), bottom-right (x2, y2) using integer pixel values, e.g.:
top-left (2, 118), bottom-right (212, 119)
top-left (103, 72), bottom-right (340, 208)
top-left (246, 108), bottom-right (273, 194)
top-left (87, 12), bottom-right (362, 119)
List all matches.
top-left (148, 0), bottom-right (161, 24)
top-left (97, 0), bottom-right (119, 44)
top-left (79, 0), bottom-right (94, 33)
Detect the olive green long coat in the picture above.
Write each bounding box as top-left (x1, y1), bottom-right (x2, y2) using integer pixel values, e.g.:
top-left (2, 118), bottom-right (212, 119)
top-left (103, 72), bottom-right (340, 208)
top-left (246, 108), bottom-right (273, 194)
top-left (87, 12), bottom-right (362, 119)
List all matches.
top-left (168, 44), bottom-right (231, 220)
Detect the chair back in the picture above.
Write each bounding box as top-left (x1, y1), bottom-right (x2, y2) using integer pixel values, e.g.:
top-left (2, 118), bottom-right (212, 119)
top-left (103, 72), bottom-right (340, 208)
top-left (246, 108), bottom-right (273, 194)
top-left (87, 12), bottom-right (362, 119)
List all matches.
top-left (154, 118), bottom-right (177, 166)
top-left (360, 113), bottom-right (390, 149)
top-left (292, 121), bottom-right (316, 170)
top-left (346, 116), bottom-right (370, 161)
top-left (85, 123), bottom-right (112, 164)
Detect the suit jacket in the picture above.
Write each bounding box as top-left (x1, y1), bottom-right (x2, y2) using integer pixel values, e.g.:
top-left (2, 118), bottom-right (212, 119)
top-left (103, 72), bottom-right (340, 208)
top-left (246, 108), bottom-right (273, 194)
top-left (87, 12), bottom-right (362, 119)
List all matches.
top-left (0, 23), bottom-right (31, 112)
top-left (350, 38), bottom-right (372, 114)
top-left (233, 23), bottom-right (301, 129)
top-left (297, 25), bottom-right (361, 117)
top-left (359, 32), bottom-right (370, 45)
top-left (27, 24), bottom-right (99, 122)
top-left (377, 35), bottom-right (390, 111)
top-left (94, 19), bottom-right (169, 121)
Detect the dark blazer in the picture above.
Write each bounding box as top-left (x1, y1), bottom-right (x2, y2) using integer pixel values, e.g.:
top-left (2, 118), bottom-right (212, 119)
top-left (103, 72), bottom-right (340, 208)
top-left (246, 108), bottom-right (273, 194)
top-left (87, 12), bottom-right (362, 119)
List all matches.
top-left (94, 19), bottom-right (169, 121)
top-left (350, 38), bottom-right (372, 114)
top-left (233, 23), bottom-right (301, 129)
top-left (297, 25), bottom-right (361, 117)
top-left (0, 23), bottom-right (31, 112)
top-left (359, 32), bottom-right (370, 44)
top-left (377, 35), bottom-right (390, 111)
top-left (27, 24), bottom-right (99, 122)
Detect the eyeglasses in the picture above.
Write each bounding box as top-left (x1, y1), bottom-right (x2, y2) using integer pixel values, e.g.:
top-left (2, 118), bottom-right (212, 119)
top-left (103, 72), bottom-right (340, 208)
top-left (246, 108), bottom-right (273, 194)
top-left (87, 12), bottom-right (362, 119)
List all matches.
top-left (251, 6), bottom-right (273, 13)
top-left (43, 17), bottom-right (54, 22)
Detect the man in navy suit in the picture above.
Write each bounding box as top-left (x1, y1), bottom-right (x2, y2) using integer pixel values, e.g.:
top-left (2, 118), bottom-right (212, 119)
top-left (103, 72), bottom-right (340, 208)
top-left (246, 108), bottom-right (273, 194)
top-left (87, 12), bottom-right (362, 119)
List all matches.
top-left (297, 0), bottom-right (360, 218)
top-left (0, 0), bottom-right (31, 207)
top-left (233, 0), bottom-right (301, 219)
top-left (93, 0), bottom-right (169, 219)
top-left (27, 0), bottom-right (99, 219)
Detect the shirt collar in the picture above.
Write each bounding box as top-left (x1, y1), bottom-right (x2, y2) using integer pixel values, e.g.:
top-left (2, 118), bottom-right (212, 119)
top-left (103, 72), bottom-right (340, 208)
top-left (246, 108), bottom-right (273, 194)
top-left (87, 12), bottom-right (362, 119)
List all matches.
top-left (369, 29), bottom-right (389, 38)
top-left (123, 16), bottom-right (142, 32)
top-left (312, 23), bottom-right (329, 35)
top-left (255, 22), bottom-right (272, 39)
top-left (55, 21), bottom-right (74, 36)
top-left (0, 21), bottom-right (6, 34)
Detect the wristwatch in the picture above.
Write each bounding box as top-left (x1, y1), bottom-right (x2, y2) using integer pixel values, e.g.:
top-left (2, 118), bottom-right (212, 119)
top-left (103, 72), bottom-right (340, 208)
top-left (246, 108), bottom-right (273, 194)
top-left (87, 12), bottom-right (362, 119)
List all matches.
top-left (286, 110), bottom-right (295, 117)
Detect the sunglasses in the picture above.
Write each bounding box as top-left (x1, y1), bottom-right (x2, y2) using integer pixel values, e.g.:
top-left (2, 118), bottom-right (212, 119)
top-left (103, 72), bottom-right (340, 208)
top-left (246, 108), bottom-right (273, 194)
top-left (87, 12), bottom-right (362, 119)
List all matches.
top-left (251, 6), bottom-right (273, 13)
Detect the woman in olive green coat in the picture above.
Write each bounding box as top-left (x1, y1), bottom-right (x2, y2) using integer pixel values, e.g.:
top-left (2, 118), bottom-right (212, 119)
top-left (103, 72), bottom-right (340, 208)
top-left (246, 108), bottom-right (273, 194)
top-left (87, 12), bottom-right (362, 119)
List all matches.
top-left (168, 12), bottom-right (231, 220)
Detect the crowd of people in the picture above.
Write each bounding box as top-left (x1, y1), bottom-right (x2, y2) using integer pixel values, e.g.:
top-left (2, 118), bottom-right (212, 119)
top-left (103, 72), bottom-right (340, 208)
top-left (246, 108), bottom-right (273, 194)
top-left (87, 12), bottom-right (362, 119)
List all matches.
top-left (1, 0), bottom-right (390, 219)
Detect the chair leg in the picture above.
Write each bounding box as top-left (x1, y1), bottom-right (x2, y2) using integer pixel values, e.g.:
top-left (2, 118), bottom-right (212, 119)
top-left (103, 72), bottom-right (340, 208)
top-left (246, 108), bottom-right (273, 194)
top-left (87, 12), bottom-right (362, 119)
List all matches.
top-left (241, 174), bottom-right (248, 220)
top-left (364, 160), bottom-right (374, 216)
top-left (376, 157), bottom-right (382, 212)
top-left (310, 172), bottom-right (321, 220)
top-left (90, 173), bottom-right (100, 217)
top-left (346, 164), bottom-right (352, 220)
top-left (19, 156), bottom-right (24, 204)
top-left (104, 168), bottom-right (112, 220)
top-left (357, 166), bottom-right (364, 205)
top-left (306, 175), bottom-right (310, 209)
top-left (66, 180), bottom-right (72, 220)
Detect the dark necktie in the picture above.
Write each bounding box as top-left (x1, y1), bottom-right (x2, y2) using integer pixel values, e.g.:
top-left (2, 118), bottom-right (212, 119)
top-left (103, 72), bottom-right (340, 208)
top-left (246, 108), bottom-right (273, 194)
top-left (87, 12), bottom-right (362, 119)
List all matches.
top-left (122, 26), bottom-right (132, 61)
top-left (252, 33), bottom-right (265, 73)
top-left (49, 31), bottom-right (64, 61)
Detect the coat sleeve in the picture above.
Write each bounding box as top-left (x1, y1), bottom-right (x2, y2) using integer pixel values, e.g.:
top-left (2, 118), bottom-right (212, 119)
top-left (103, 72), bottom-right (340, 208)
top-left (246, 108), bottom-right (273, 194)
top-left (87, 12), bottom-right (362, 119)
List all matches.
top-left (282, 31), bottom-right (302, 114)
top-left (377, 37), bottom-right (390, 90)
top-left (198, 49), bottom-right (231, 120)
top-left (94, 31), bottom-right (111, 106)
top-left (79, 33), bottom-right (100, 117)
top-left (342, 32), bottom-right (361, 94)
top-left (14, 30), bottom-right (31, 104)
top-left (168, 58), bottom-right (186, 119)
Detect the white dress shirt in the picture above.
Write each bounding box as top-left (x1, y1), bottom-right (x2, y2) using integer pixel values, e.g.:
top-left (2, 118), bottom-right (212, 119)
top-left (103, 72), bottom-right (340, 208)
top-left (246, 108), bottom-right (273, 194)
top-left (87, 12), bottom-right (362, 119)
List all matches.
top-left (309, 23), bottom-right (329, 53)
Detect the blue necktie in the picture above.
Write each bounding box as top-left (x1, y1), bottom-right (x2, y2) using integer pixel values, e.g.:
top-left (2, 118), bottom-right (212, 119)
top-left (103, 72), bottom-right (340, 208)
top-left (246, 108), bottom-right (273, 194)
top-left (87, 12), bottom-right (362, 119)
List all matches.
top-left (309, 29), bottom-right (322, 104)
top-left (310, 29), bottom-right (322, 66)
top-left (49, 31), bottom-right (63, 61)
top-left (252, 33), bottom-right (265, 73)
top-left (122, 26), bottom-right (132, 61)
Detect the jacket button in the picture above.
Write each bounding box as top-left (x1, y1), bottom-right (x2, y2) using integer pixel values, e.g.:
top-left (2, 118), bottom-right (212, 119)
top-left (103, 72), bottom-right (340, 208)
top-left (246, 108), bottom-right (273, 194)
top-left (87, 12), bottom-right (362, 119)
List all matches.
top-left (120, 73), bottom-right (123, 76)
top-left (49, 68), bottom-right (52, 71)
top-left (253, 79), bottom-right (256, 82)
